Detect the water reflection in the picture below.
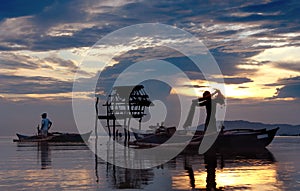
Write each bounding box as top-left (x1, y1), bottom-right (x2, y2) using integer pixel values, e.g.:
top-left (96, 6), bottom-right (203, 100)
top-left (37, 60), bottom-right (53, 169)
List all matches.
top-left (6, 137), bottom-right (298, 190)
top-left (13, 141), bottom-right (95, 190)
top-left (95, 139), bottom-right (279, 190)
top-left (95, 138), bottom-right (155, 190)
top-left (184, 155), bottom-right (195, 189)
top-left (38, 142), bottom-right (51, 170)
top-left (204, 149), bottom-right (218, 190)
top-left (174, 148), bottom-right (277, 190)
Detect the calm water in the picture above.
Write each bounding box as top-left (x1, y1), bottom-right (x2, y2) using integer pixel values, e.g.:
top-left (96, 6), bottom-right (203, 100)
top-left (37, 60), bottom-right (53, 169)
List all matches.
top-left (0, 136), bottom-right (299, 191)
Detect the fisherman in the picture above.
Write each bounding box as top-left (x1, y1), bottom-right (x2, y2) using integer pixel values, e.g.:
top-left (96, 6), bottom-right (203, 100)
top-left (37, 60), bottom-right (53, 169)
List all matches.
top-left (194, 89), bottom-right (225, 132)
top-left (40, 113), bottom-right (52, 137)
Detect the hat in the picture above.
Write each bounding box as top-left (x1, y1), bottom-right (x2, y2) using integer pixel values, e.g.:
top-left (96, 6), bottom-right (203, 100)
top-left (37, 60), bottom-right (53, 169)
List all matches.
top-left (41, 113), bottom-right (47, 117)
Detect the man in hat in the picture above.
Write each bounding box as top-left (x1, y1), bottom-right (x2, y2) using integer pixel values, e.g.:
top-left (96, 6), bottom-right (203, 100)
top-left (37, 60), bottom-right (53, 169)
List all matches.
top-left (40, 113), bottom-right (52, 137)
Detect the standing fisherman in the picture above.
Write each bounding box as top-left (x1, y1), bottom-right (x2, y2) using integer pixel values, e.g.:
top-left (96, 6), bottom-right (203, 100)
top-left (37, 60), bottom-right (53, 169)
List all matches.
top-left (195, 89), bottom-right (225, 132)
top-left (40, 113), bottom-right (52, 137)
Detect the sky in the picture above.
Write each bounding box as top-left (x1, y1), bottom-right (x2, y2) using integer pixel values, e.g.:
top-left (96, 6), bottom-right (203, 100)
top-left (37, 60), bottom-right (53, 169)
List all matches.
top-left (0, 0), bottom-right (300, 135)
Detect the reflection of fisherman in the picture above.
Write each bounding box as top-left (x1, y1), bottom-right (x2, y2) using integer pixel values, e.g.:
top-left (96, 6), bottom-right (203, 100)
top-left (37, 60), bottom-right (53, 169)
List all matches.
top-left (192, 89), bottom-right (225, 132)
top-left (204, 150), bottom-right (218, 190)
top-left (184, 155), bottom-right (195, 189)
top-left (40, 142), bottom-right (51, 169)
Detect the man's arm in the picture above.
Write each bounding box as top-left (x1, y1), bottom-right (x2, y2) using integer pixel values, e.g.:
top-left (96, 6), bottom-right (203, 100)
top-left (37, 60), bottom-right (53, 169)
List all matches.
top-left (192, 98), bottom-right (208, 106)
top-left (41, 120), bottom-right (44, 129)
top-left (48, 120), bottom-right (52, 129)
top-left (198, 97), bottom-right (206, 102)
top-left (198, 100), bottom-right (207, 106)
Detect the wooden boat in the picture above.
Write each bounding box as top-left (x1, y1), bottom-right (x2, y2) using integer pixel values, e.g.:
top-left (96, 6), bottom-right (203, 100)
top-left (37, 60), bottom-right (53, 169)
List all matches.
top-left (215, 127), bottom-right (279, 152)
top-left (131, 127), bottom-right (279, 151)
top-left (131, 126), bottom-right (176, 141)
top-left (13, 131), bottom-right (92, 143)
top-left (131, 126), bottom-right (203, 148)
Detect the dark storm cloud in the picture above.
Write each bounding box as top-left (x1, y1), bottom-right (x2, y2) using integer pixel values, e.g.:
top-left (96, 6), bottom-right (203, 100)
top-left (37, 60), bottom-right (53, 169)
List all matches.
top-left (217, 0), bottom-right (300, 40)
top-left (224, 77), bottom-right (253, 84)
top-left (0, 52), bottom-right (38, 69)
top-left (0, 0), bottom-right (299, 97)
top-left (0, 0), bottom-right (93, 51)
top-left (218, 0), bottom-right (299, 24)
top-left (0, 0), bottom-right (299, 129)
top-left (43, 56), bottom-right (91, 76)
top-left (268, 76), bottom-right (300, 98)
top-left (275, 84), bottom-right (300, 98)
top-left (183, 85), bottom-right (209, 89)
top-left (273, 62), bottom-right (300, 73)
top-left (44, 57), bottom-right (76, 68)
top-left (0, 0), bottom-right (297, 86)
top-left (93, 47), bottom-right (189, 98)
top-left (0, 52), bottom-right (89, 76)
top-left (0, 74), bottom-right (73, 94)
top-left (95, 46), bottom-right (204, 95)
top-left (211, 49), bottom-right (260, 76)
top-left (0, 0), bottom-right (54, 19)
top-left (94, 46), bottom-right (254, 99)
top-left (43, 56), bottom-right (86, 74)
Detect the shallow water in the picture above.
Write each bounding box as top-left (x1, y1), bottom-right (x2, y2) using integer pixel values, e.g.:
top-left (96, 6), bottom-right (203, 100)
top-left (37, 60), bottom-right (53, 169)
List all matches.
top-left (0, 136), bottom-right (299, 190)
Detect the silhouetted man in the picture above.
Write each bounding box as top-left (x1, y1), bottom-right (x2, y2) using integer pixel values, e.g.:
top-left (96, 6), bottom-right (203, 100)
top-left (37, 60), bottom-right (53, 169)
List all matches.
top-left (195, 90), bottom-right (224, 132)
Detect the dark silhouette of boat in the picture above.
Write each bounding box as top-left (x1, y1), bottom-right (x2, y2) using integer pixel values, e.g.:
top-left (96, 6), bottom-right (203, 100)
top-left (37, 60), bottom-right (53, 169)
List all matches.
top-left (13, 131), bottom-right (92, 143)
top-left (131, 127), bottom-right (279, 151)
top-left (215, 127), bottom-right (279, 152)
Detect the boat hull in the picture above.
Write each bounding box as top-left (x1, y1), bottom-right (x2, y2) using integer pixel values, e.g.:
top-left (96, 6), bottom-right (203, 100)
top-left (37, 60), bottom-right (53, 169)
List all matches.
top-left (132, 127), bottom-right (279, 151)
top-left (14, 131), bottom-right (92, 143)
top-left (216, 128), bottom-right (278, 152)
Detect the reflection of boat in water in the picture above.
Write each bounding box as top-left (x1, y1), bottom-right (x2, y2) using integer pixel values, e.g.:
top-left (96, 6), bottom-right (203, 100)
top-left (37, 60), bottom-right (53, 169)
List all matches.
top-left (174, 148), bottom-right (277, 190)
top-left (94, 138), bottom-right (155, 190)
top-left (13, 131), bottom-right (92, 143)
top-left (131, 127), bottom-right (279, 151)
top-left (105, 162), bottom-right (154, 190)
top-left (95, 135), bottom-right (278, 190)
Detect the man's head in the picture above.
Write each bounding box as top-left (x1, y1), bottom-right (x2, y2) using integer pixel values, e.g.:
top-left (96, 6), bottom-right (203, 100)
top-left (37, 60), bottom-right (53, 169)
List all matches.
top-left (41, 113), bottom-right (47, 118)
top-left (203, 91), bottom-right (211, 99)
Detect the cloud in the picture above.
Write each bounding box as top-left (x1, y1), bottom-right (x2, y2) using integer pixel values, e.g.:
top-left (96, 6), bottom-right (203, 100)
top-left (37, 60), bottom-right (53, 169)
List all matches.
top-left (94, 46), bottom-right (211, 95)
top-left (44, 56), bottom-right (77, 71)
top-left (273, 62), bottom-right (300, 73)
top-left (0, 0), bottom-right (297, 69)
top-left (0, 74), bottom-right (73, 94)
top-left (0, 0), bottom-right (54, 19)
top-left (0, 52), bottom-right (38, 70)
top-left (269, 76), bottom-right (300, 98)
top-left (223, 77), bottom-right (253, 84)
top-left (0, 0), bottom-right (299, 126)
top-left (211, 49), bottom-right (259, 76)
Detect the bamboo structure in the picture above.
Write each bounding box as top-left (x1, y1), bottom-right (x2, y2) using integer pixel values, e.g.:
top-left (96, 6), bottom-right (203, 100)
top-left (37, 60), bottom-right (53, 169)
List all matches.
top-left (97, 85), bottom-right (152, 142)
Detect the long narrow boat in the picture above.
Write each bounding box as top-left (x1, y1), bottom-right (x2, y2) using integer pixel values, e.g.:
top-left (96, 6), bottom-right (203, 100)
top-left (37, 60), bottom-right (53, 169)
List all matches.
top-left (131, 127), bottom-right (279, 151)
top-left (216, 127), bottom-right (279, 152)
top-left (13, 131), bottom-right (92, 143)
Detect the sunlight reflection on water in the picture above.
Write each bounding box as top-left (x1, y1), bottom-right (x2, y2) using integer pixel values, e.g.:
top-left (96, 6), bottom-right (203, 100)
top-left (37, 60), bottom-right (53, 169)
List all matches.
top-left (0, 136), bottom-right (299, 190)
